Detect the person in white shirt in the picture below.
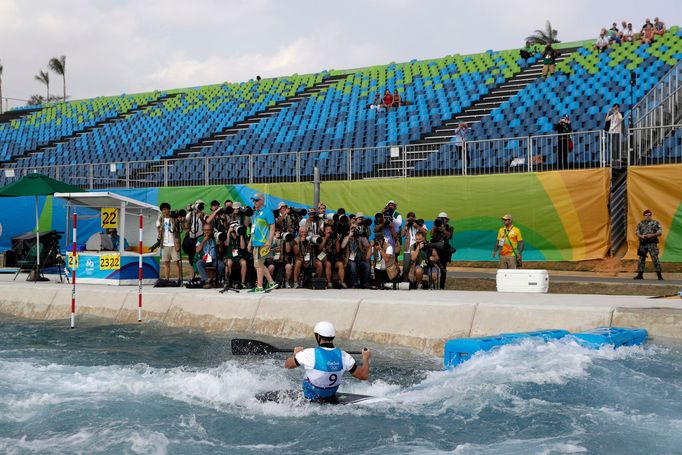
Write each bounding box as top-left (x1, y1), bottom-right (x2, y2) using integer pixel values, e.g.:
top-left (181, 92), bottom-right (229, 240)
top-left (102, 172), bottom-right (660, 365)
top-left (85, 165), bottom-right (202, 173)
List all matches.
top-left (371, 236), bottom-right (396, 287)
top-left (622, 23), bottom-right (635, 43)
top-left (605, 103), bottom-right (624, 160)
top-left (284, 321), bottom-right (371, 403)
top-left (594, 29), bottom-right (610, 52)
top-left (400, 212), bottom-right (428, 281)
top-left (156, 202), bottom-right (182, 283)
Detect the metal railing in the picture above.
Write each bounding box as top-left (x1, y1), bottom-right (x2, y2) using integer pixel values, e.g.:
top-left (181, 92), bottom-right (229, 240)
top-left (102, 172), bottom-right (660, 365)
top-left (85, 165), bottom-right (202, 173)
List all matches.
top-left (632, 62), bottom-right (682, 129)
top-left (3, 125), bottom-right (681, 188)
top-left (629, 124), bottom-right (682, 166)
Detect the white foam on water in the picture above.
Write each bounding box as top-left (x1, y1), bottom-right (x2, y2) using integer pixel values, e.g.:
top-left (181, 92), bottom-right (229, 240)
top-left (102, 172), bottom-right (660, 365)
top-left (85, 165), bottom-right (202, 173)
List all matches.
top-left (384, 338), bottom-right (658, 417)
top-left (0, 419), bottom-right (180, 455)
top-left (452, 438), bottom-right (588, 455)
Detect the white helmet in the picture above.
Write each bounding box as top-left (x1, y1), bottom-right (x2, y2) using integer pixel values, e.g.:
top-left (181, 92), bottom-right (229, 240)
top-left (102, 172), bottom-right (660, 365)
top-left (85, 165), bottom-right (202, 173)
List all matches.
top-left (314, 321), bottom-right (336, 338)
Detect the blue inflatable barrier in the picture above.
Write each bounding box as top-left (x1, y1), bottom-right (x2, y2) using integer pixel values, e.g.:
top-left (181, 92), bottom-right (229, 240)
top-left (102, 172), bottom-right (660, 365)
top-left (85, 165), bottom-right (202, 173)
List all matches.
top-left (444, 327), bottom-right (647, 368)
top-left (444, 329), bottom-right (569, 368)
top-left (570, 327), bottom-right (648, 349)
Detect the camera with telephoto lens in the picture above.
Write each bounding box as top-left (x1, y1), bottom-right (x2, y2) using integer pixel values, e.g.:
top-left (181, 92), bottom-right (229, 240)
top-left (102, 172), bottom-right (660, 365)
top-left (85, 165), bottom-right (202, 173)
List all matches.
top-left (223, 206), bottom-right (254, 217)
top-left (169, 209), bottom-right (187, 218)
top-left (214, 231), bottom-right (227, 243)
top-left (311, 235), bottom-right (323, 246)
top-left (375, 212), bottom-right (392, 228)
top-left (283, 232), bottom-right (295, 243)
top-left (407, 217), bottom-right (424, 228)
top-left (192, 202), bottom-right (205, 212)
top-left (434, 217), bottom-right (444, 228)
top-left (290, 207), bottom-right (308, 217)
top-left (229, 222), bottom-right (246, 236)
top-left (150, 238), bottom-right (161, 252)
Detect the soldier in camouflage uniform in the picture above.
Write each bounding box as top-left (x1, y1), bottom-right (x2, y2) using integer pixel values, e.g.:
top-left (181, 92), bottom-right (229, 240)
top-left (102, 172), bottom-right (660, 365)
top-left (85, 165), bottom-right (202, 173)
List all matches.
top-left (634, 209), bottom-right (663, 280)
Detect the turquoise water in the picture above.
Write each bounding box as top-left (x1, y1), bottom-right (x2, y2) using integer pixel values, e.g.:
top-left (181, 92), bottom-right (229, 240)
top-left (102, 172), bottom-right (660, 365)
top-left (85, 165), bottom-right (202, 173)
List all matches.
top-left (1, 318), bottom-right (682, 454)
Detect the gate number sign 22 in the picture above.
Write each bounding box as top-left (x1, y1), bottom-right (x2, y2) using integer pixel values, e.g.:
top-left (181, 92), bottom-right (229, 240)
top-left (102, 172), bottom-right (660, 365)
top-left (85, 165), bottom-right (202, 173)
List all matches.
top-left (101, 208), bottom-right (119, 228)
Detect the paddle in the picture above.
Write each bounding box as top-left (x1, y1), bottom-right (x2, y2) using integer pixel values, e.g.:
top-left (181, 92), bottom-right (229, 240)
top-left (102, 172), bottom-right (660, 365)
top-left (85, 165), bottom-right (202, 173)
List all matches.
top-left (231, 338), bottom-right (363, 355)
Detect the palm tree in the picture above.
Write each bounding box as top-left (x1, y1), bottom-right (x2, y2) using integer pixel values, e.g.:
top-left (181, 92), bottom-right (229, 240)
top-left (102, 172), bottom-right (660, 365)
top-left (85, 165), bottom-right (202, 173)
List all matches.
top-left (525, 20), bottom-right (561, 46)
top-left (35, 70), bottom-right (50, 101)
top-left (0, 60), bottom-right (4, 114)
top-left (48, 55), bottom-right (66, 102)
top-left (27, 94), bottom-right (45, 106)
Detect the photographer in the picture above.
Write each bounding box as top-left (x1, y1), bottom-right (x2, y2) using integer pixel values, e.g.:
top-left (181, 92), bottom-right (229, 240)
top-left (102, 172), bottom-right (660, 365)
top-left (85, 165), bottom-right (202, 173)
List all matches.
top-left (342, 213), bottom-right (372, 288)
top-left (277, 228), bottom-right (297, 288)
top-left (401, 211), bottom-right (428, 281)
top-left (373, 200), bottom-right (402, 250)
top-left (293, 225), bottom-right (321, 287)
top-left (195, 223), bottom-right (224, 289)
top-left (183, 199), bottom-right (206, 281)
top-left (430, 211), bottom-right (454, 290)
top-left (156, 202), bottom-right (182, 283)
top-left (206, 199), bottom-right (227, 233)
top-left (225, 202), bottom-right (252, 229)
top-left (371, 236), bottom-right (398, 287)
top-left (305, 203), bottom-right (327, 235)
top-left (410, 231), bottom-right (440, 289)
top-left (266, 227), bottom-right (296, 288)
top-left (317, 224), bottom-right (337, 288)
top-left (224, 221), bottom-right (248, 289)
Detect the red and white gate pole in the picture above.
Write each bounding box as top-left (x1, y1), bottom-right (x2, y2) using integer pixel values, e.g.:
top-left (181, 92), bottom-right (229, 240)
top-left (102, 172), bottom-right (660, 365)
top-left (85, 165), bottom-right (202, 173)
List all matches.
top-left (71, 213), bottom-right (77, 329)
top-left (138, 214), bottom-right (143, 322)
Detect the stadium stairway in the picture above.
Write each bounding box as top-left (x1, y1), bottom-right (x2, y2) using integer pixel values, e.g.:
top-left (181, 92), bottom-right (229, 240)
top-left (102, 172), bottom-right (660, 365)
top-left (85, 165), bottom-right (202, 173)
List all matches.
top-left (0, 107), bottom-right (43, 125)
top-left (174, 74), bottom-right (351, 158)
top-left (5, 93), bottom-right (180, 168)
top-left (129, 74), bottom-right (351, 181)
top-left (376, 47), bottom-right (578, 177)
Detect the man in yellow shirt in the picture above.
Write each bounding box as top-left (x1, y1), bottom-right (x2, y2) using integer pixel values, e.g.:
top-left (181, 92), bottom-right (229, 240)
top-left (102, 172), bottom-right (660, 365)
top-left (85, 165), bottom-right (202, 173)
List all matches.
top-left (492, 214), bottom-right (524, 269)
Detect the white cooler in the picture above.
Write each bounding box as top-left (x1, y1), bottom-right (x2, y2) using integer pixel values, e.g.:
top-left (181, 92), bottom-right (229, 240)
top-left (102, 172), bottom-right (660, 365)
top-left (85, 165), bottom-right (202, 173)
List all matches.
top-left (496, 269), bottom-right (549, 293)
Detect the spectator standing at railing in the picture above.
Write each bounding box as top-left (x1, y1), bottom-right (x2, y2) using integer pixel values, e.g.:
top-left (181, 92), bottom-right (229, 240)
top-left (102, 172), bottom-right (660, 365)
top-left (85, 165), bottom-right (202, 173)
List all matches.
top-left (634, 209), bottom-right (663, 281)
top-left (553, 115), bottom-right (573, 169)
top-left (653, 17), bottom-right (666, 37)
top-left (453, 123), bottom-right (470, 167)
top-left (541, 45), bottom-right (558, 78)
top-left (605, 104), bottom-right (623, 161)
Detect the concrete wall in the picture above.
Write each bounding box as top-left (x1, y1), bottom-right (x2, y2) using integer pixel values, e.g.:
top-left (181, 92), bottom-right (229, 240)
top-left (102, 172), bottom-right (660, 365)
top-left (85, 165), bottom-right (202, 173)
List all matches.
top-left (1, 283), bottom-right (681, 355)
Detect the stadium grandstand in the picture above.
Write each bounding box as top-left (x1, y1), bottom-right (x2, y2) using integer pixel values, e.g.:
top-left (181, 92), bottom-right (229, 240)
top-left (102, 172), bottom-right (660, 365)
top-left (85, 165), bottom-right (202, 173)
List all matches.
top-left (0, 26), bottom-right (680, 188)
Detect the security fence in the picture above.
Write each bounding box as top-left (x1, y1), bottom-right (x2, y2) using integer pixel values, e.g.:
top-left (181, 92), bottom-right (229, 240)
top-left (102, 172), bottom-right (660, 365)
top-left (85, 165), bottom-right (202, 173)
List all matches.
top-left (1, 125), bottom-right (680, 188)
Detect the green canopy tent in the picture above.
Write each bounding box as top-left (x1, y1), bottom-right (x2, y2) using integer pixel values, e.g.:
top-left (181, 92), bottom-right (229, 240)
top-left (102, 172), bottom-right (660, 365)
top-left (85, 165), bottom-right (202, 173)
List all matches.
top-left (0, 173), bottom-right (84, 280)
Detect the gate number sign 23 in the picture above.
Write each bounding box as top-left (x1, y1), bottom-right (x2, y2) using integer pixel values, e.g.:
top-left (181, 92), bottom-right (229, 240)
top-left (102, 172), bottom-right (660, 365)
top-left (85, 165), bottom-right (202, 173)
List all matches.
top-left (99, 255), bottom-right (120, 270)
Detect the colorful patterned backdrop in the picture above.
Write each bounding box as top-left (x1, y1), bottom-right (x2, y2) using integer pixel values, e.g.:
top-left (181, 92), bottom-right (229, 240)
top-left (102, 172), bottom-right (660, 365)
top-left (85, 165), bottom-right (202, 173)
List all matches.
top-left (0, 169), bottom-right (616, 261)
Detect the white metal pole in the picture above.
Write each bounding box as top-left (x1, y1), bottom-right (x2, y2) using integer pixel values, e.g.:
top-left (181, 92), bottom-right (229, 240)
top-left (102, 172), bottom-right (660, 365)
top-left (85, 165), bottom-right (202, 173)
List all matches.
top-left (138, 213), bottom-right (143, 322)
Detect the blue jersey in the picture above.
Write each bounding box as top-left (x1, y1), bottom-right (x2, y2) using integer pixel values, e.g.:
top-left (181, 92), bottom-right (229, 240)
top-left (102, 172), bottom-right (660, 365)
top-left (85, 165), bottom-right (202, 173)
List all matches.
top-left (295, 347), bottom-right (355, 400)
top-left (251, 207), bottom-right (275, 247)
